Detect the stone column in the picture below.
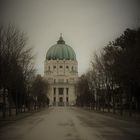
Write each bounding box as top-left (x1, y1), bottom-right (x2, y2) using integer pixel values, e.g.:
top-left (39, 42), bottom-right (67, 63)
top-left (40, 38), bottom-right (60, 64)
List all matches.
top-left (56, 88), bottom-right (59, 106)
top-left (50, 87), bottom-right (53, 106)
top-left (63, 88), bottom-right (66, 106)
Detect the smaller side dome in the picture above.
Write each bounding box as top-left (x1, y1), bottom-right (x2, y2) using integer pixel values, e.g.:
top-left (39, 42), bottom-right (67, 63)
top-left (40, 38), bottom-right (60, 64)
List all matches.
top-left (46, 35), bottom-right (76, 60)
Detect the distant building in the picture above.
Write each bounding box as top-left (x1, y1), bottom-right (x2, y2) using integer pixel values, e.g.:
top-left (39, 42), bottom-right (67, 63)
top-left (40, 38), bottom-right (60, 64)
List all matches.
top-left (44, 35), bottom-right (78, 106)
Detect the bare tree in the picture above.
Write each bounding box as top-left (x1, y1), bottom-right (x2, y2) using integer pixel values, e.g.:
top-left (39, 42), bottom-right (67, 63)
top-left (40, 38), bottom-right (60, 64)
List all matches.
top-left (0, 24), bottom-right (35, 117)
top-left (31, 75), bottom-right (49, 109)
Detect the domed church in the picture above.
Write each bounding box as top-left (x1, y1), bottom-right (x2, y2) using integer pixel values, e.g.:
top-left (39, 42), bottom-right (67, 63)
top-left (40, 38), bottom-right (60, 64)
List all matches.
top-left (44, 34), bottom-right (78, 106)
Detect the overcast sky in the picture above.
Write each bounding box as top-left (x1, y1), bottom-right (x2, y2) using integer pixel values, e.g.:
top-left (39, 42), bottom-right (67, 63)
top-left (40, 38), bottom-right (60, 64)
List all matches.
top-left (0, 0), bottom-right (140, 75)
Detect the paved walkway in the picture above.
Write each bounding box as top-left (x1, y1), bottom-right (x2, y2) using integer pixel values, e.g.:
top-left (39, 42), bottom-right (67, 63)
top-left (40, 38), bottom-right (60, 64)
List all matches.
top-left (0, 107), bottom-right (140, 140)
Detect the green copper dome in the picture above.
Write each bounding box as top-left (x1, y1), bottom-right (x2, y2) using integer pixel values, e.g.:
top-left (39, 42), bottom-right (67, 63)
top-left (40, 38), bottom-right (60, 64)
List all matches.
top-left (46, 35), bottom-right (76, 60)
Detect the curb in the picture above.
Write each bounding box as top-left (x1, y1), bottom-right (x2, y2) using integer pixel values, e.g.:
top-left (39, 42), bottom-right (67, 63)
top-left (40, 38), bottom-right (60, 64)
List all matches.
top-left (78, 107), bottom-right (140, 124)
top-left (0, 108), bottom-right (48, 128)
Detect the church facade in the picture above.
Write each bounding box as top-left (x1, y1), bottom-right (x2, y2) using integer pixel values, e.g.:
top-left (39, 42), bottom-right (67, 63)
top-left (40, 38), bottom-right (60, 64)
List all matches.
top-left (44, 35), bottom-right (78, 106)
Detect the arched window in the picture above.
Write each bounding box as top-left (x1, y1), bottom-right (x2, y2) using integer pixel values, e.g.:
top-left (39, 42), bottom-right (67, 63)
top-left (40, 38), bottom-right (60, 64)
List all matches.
top-left (54, 88), bottom-right (56, 95)
top-left (66, 88), bottom-right (69, 95)
top-left (72, 66), bottom-right (74, 71)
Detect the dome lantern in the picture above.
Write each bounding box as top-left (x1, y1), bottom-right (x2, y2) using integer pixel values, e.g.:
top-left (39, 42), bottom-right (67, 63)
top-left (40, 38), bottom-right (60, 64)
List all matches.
top-left (57, 33), bottom-right (65, 44)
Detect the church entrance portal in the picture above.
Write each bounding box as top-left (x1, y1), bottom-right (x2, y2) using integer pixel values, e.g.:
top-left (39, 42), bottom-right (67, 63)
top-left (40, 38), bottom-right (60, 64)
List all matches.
top-left (59, 97), bottom-right (64, 106)
top-left (53, 87), bottom-right (69, 106)
top-left (58, 88), bottom-right (64, 106)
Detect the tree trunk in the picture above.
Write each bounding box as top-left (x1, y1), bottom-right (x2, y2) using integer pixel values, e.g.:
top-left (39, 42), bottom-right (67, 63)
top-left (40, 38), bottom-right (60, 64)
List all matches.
top-left (129, 87), bottom-right (133, 117)
top-left (113, 93), bottom-right (116, 114)
top-left (16, 92), bottom-right (18, 115)
top-left (8, 92), bottom-right (12, 116)
top-left (120, 93), bottom-right (123, 116)
top-left (3, 88), bottom-right (6, 118)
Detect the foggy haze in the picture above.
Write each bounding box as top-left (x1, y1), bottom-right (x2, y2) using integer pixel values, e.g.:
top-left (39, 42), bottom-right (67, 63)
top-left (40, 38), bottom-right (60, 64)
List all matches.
top-left (0, 0), bottom-right (140, 75)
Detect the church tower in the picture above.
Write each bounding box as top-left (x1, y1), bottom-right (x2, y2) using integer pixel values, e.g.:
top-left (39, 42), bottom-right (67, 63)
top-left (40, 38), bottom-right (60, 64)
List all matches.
top-left (44, 35), bottom-right (78, 106)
